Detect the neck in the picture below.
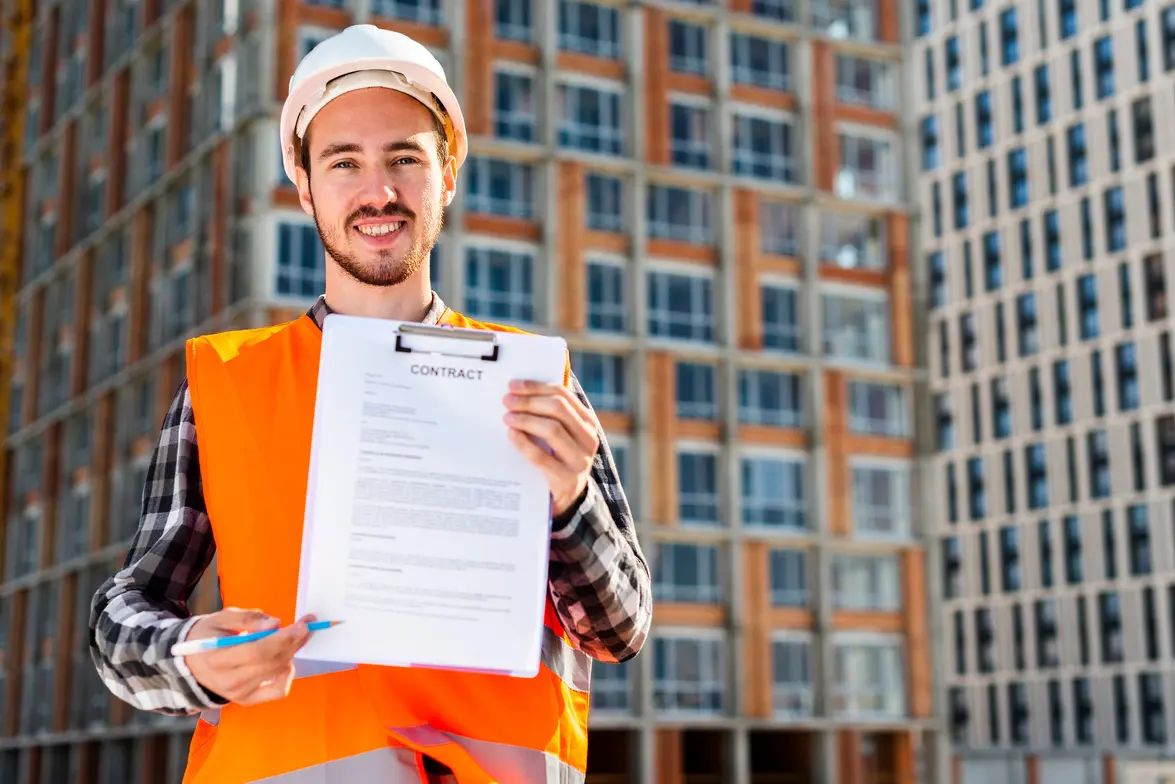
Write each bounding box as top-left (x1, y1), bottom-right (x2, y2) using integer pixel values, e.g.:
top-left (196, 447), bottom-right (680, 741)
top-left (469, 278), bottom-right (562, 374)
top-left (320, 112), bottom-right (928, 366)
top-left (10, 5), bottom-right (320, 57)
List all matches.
top-left (323, 265), bottom-right (434, 322)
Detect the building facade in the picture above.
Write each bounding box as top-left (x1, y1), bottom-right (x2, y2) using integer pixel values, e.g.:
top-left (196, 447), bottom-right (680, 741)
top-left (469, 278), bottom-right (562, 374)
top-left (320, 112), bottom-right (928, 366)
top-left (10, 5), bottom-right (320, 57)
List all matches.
top-left (915, 0), bottom-right (1175, 782)
top-left (0, 0), bottom-right (937, 781)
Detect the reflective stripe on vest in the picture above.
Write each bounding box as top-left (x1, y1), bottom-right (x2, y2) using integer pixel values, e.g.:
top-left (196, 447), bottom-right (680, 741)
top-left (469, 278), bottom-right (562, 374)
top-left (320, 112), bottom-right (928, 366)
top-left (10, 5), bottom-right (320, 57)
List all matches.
top-left (390, 725), bottom-right (587, 784)
top-left (252, 747), bottom-right (421, 783)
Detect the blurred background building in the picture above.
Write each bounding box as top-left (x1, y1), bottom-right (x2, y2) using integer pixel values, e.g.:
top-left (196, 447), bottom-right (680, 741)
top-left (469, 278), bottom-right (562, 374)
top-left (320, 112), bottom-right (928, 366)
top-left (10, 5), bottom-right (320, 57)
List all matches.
top-left (915, 1), bottom-right (1175, 782)
top-left (0, 0), bottom-right (939, 781)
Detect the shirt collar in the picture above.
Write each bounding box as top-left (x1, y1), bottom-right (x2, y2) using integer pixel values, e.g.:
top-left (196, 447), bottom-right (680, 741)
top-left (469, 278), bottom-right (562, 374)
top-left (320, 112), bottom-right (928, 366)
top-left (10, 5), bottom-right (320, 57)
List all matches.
top-left (305, 291), bottom-right (448, 330)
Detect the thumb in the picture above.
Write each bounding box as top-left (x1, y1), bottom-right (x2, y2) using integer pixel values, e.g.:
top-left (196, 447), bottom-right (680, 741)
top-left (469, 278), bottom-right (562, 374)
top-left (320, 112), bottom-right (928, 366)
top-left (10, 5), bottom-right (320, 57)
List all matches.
top-left (211, 608), bottom-right (280, 633)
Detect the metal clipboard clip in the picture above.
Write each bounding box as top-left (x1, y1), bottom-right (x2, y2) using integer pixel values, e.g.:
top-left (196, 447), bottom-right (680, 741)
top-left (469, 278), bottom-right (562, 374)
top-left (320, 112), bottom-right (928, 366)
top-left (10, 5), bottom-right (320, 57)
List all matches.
top-left (393, 323), bottom-right (501, 362)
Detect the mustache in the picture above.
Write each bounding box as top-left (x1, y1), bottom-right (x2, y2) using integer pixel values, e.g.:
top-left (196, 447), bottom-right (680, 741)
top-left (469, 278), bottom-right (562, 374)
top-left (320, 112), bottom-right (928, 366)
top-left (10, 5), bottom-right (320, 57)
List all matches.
top-left (349, 203), bottom-right (414, 225)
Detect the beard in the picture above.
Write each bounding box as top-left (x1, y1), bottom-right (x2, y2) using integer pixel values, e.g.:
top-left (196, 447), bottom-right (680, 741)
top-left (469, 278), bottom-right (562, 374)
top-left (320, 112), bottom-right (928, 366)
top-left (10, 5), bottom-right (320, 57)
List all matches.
top-left (311, 193), bottom-right (443, 288)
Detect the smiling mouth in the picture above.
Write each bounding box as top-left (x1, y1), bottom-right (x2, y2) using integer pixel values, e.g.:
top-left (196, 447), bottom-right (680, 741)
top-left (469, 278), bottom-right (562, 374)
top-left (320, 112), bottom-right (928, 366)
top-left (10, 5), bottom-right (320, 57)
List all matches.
top-left (354, 221), bottom-right (405, 237)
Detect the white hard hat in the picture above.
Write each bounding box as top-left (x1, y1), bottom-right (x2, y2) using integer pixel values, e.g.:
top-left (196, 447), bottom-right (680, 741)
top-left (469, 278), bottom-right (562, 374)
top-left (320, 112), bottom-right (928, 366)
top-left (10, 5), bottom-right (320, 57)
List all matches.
top-left (279, 24), bottom-right (467, 184)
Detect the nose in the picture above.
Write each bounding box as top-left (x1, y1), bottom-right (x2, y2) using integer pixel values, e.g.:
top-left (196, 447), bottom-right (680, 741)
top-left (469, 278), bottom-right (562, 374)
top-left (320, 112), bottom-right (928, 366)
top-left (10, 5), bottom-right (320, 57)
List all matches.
top-left (358, 174), bottom-right (397, 209)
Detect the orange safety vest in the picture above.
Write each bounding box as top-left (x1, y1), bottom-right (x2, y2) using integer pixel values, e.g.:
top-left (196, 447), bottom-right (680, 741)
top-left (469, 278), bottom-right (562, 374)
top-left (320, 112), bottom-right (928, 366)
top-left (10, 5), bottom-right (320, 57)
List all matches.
top-left (180, 308), bottom-right (592, 784)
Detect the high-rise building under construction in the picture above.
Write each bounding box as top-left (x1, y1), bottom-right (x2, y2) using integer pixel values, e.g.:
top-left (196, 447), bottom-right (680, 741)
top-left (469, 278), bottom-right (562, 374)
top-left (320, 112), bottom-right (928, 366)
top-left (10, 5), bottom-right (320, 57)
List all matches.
top-left (0, 0), bottom-right (937, 781)
top-left (914, 1), bottom-right (1175, 782)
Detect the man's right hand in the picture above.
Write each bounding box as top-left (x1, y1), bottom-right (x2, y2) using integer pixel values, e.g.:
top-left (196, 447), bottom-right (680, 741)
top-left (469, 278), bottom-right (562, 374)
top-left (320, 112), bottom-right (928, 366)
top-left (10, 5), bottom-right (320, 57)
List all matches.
top-left (182, 608), bottom-right (316, 706)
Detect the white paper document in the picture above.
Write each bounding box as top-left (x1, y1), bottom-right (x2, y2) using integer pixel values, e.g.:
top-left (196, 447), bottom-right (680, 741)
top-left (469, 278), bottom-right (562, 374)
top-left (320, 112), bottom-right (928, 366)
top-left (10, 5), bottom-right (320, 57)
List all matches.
top-left (293, 314), bottom-right (568, 677)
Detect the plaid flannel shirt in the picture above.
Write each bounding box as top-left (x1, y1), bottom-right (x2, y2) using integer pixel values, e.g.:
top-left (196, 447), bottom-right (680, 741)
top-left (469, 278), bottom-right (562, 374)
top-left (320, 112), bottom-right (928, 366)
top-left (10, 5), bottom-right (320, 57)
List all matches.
top-left (87, 293), bottom-right (653, 782)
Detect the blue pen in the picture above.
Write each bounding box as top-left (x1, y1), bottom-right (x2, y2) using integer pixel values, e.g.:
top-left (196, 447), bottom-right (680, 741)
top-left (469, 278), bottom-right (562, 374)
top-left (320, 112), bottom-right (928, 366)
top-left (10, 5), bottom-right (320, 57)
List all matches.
top-left (169, 620), bottom-right (342, 657)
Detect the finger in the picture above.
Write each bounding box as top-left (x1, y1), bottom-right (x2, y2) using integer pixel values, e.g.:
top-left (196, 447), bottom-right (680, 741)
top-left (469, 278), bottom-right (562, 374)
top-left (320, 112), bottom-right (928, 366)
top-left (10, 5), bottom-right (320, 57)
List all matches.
top-left (207, 608), bottom-right (280, 635)
top-left (235, 662), bottom-right (297, 705)
top-left (507, 428), bottom-right (570, 479)
top-left (504, 392), bottom-right (598, 454)
top-left (505, 413), bottom-right (592, 473)
top-left (206, 615), bottom-right (314, 670)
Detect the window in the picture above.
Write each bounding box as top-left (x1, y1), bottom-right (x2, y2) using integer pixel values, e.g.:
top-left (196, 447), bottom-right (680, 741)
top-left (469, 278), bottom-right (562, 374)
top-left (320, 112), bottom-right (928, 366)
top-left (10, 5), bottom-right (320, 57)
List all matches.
top-left (676, 362), bottom-right (715, 420)
top-left (822, 289), bottom-right (889, 363)
top-left (986, 159), bottom-right (998, 219)
top-left (983, 231), bottom-right (1002, 290)
top-left (647, 184), bottom-right (712, 244)
top-left (586, 173), bottom-right (623, 232)
top-left (647, 269), bottom-right (713, 343)
top-left (571, 351), bottom-right (626, 412)
top-left (731, 34), bottom-right (789, 90)
top-left (943, 537), bottom-right (962, 598)
top-left (761, 283), bottom-right (799, 352)
top-left (371, 0), bottom-right (443, 22)
top-left (821, 212), bottom-right (885, 271)
top-left (653, 634), bottom-right (724, 713)
top-left (975, 91), bottom-right (993, 148)
top-left (1133, 96), bottom-right (1155, 163)
top-left (1037, 598), bottom-right (1059, 667)
top-left (1026, 444), bottom-right (1048, 510)
top-left (466, 157), bottom-right (534, 218)
top-left (1017, 293), bottom-right (1038, 356)
top-left (1163, 332), bottom-right (1175, 402)
top-left (1129, 504), bottom-right (1152, 576)
top-left (464, 246), bottom-right (534, 323)
top-left (1138, 18), bottom-right (1151, 83)
top-left (1088, 429), bottom-right (1111, 499)
top-left (1094, 35), bottom-right (1115, 99)
top-left (752, 0), bottom-right (793, 20)
top-left (992, 378), bottom-right (1010, 438)
top-left (832, 635), bottom-right (905, 718)
top-left (275, 222), bottom-right (324, 298)
top-left (732, 113), bottom-right (795, 182)
top-left (670, 101), bottom-right (711, 169)
top-left (936, 393), bottom-right (954, 450)
top-left (1011, 75), bottom-right (1024, 134)
top-left (837, 131), bottom-right (896, 200)
top-left (1064, 514), bottom-right (1083, 584)
top-left (496, 0), bottom-right (532, 40)
top-left (678, 450), bottom-right (719, 524)
top-left (1009, 683), bottom-right (1029, 745)
top-left (1047, 136), bottom-right (1058, 194)
top-left (1156, 415), bottom-right (1175, 487)
top-left (1120, 262), bottom-right (1134, 329)
top-left (1071, 49), bottom-right (1084, 110)
top-left (591, 661), bottom-right (631, 713)
top-left (558, 83), bottom-right (623, 155)
top-left (1108, 109), bottom-right (1121, 172)
top-left (831, 554), bottom-right (900, 611)
top-left (1066, 123), bottom-right (1087, 187)
top-left (1035, 64), bottom-right (1051, 124)
top-left (968, 456), bottom-right (987, 520)
top-left (947, 463), bottom-right (959, 523)
top-left (932, 182), bottom-right (943, 238)
top-left (812, 0), bottom-right (879, 42)
top-left (494, 70), bottom-right (535, 141)
top-left (848, 382), bottom-right (907, 437)
top-left (1105, 186), bottom-right (1126, 253)
top-left (1117, 342), bottom-right (1139, 412)
top-left (1165, 5), bottom-right (1175, 71)
top-left (654, 543), bottom-right (721, 603)
top-left (769, 550), bottom-right (807, 606)
top-left (772, 636), bottom-right (813, 717)
top-left (946, 37), bottom-right (962, 90)
top-left (741, 453), bottom-right (806, 530)
top-left (1044, 210), bottom-right (1061, 270)
top-left (1100, 592), bottom-right (1124, 664)
top-left (1074, 678), bottom-right (1094, 745)
top-left (953, 171), bottom-right (969, 230)
top-left (979, 20), bottom-right (990, 75)
top-left (738, 370), bottom-right (802, 428)
top-left (1148, 172), bottom-right (1162, 240)
top-left (1048, 681), bottom-right (1064, 746)
top-left (851, 462), bottom-right (910, 539)
top-left (1075, 274), bottom-right (1102, 341)
top-left (1053, 360), bottom-right (1072, 425)
top-left (1056, 283), bottom-right (1067, 344)
top-left (1001, 8), bottom-right (1019, 65)
top-left (586, 260), bottom-right (626, 333)
top-left (761, 201), bottom-right (799, 257)
top-left (835, 55), bottom-right (894, 110)
top-left (1007, 148), bottom-right (1028, 209)
top-left (925, 49), bottom-right (936, 101)
top-left (1092, 350), bottom-right (1105, 416)
top-left (1146, 253), bottom-right (1167, 321)
top-left (1000, 526), bottom-right (1021, 592)
top-left (1141, 672), bottom-right (1166, 746)
top-left (1103, 510), bottom-right (1118, 580)
top-left (558, 0), bottom-right (621, 58)
top-left (669, 19), bottom-right (708, 74)
top-left (917, 0), bottom-right (931, 35)
top-left (977, 609), bottom-right (995, 672)
top-left (1132, 422), bottom-right (1147, 493)
top-left (1029, 367), bottom-right (1043, 430)
top-left (1081, 197), bottom-right (1093, 259)
top-left (930, 252), bottom-right (946, 308)
top-left (920, 116), bottom-right (939, 172)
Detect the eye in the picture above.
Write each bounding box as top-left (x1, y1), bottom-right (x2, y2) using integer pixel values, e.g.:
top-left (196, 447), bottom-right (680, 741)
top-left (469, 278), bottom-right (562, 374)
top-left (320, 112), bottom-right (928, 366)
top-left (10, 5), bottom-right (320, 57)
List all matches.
top-left (393, 156), bottom-right (418, 165)
top-left (330, 160), bottom-right (357, 170)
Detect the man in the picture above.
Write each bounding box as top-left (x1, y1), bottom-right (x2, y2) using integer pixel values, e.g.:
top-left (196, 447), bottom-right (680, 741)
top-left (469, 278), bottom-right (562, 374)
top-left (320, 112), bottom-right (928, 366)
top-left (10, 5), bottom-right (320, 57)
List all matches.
top-left (88, 24), bottom-right (652, 784)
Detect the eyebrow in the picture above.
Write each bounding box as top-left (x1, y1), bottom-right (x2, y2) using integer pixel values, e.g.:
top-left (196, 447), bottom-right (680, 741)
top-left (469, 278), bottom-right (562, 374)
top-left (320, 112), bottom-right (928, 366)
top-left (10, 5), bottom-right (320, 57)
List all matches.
top-left (317, 140), bottom-right (429, 160)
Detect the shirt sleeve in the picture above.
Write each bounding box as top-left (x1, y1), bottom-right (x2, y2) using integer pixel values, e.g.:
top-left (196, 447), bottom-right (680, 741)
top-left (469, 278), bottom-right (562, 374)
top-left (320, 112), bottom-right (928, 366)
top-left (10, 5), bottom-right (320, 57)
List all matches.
top-left (87, 378), bottom-right (227, 716)
top-left (546, 371), bottom-right (653, 663)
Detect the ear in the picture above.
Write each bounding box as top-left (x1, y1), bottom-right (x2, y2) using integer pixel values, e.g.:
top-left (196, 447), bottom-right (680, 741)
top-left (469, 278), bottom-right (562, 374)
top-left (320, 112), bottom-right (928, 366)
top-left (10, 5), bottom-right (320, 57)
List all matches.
top-left (295, 165), bottom-right (314, 217)
top-left (440, 155), bottom-right (458, 207)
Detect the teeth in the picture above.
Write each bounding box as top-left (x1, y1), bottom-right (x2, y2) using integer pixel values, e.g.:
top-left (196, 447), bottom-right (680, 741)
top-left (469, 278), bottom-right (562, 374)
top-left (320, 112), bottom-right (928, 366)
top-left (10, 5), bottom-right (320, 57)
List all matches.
top-left (357, 222), bottom-right (403, 236)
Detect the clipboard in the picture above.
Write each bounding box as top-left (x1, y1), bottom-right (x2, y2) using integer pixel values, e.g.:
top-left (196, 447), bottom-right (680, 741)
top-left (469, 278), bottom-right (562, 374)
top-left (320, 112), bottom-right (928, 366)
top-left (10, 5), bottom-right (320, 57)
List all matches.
top-left (294, 315), bottom-right (568, 678)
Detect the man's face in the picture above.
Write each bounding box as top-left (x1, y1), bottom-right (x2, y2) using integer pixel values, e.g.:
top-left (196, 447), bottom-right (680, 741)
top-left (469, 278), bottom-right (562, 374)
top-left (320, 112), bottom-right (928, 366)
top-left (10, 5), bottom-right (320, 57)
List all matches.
top-left (295, 88), bottom-right (456, 288)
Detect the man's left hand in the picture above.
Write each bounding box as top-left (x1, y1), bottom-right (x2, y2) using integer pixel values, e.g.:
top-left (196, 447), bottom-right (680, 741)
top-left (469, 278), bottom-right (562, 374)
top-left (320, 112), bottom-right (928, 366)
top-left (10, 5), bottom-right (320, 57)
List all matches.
top-left (503, 379), bottom-right (600, 518)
